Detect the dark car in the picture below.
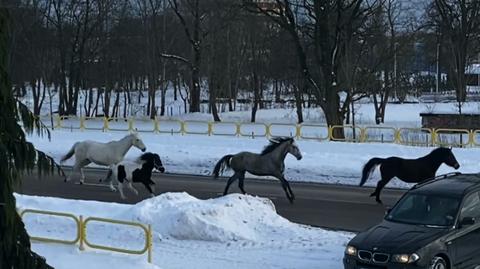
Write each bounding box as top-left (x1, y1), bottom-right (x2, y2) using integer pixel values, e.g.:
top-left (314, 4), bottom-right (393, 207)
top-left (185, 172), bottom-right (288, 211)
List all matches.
top-left (344, 173), bottom-right (480, 269)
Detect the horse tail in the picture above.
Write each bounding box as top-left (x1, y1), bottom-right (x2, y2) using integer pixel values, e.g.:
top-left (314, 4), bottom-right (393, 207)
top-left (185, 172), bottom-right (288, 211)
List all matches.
top-left (212, 154), bottom-right (234, 179)
top-left (360, 158), bottom-right (384, 186)
top-left (60, 142), bottom-right (78, 163)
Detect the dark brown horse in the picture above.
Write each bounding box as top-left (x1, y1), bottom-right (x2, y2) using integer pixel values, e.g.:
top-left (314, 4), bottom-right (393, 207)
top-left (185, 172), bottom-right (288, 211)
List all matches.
top-left (360, 147), bottom-right (460, 204)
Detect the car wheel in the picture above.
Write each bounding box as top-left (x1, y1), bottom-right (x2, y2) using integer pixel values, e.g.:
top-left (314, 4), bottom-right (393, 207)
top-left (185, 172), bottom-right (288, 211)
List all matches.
top-left (429, 256), bottom-right (447, 269)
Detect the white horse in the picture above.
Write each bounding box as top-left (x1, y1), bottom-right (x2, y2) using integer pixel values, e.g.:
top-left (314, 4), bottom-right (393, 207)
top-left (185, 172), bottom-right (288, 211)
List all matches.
top-left (61, 133), bottom-right (147, 184)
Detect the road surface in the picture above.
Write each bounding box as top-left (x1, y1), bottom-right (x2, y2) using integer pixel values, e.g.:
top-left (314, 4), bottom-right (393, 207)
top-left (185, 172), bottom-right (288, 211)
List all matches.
top-left (16, 167), bottom-right (406, 232)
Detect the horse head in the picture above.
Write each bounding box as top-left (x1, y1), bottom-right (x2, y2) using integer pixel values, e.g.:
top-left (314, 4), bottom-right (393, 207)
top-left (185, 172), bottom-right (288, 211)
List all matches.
top-left (130, 133), bottom-right (146, 152)
top-left (152, 153), bottom-right (166, 173)
top-left (287, 139), bottom-right (303, 160)
top-left (438, 147), bottom-right (460, 169)
top-left (140, 152), bottom-right (165, 173)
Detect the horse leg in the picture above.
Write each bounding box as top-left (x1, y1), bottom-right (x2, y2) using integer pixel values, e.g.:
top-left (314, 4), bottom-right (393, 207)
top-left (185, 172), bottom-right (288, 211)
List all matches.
top-left (371, 175), bottom-right (393, 204)
top-left (109, 181), bottom-right (116, 192)
top-left (117, 182), bottom-right (126, 199)
top-left (238, 172), bottom-right (247, 194)
top-left (65, 160), bottom-right (84, 182)
top-left (80, 168), bottom-right (86, 184)
top-left (100, 169), bottom-right (113, 183)
top-left (223, 172), bottom-right (240, 196)
top-left (127, 182), bottom-right (139, 195)
top-left (275, 175), bottom-right (294, 204)
top-left (144, 183), bottom-right (155, 198)
top-left (78, 159), bottom-right (91, 184)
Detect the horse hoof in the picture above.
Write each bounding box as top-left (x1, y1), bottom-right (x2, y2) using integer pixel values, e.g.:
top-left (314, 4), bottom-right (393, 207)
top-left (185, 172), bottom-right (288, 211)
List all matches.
top-left (376, 200), bottom-right (383, 204)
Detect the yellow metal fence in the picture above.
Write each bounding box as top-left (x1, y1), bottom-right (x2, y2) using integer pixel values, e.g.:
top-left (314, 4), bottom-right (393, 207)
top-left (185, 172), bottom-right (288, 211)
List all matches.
top-left (19, 209), bottom-right (153, 263)
top-left (48, 115), bottom-right (479, 147)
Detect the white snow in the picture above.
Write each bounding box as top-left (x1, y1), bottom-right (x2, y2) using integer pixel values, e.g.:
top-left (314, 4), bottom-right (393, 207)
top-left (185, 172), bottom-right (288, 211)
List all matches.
top-left (28, 129), bottom-right (480, 189)
top-left (17, 193), bottom-right (353, 269)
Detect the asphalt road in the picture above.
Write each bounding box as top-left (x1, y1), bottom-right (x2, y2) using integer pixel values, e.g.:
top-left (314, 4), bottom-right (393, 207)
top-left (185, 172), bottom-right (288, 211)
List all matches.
top-left (16, 167), bottom-right (406, 232)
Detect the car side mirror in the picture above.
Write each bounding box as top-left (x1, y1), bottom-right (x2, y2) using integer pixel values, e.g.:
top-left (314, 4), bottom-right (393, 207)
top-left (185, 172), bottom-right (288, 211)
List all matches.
top-left (459, 217), bottom-right (475, 228)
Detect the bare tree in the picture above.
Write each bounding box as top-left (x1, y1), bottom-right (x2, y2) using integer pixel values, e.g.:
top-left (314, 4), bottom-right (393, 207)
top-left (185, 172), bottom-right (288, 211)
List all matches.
top-left (432, 0), bottom-right (480, 112)
top-left (246, 0), bottom-right (378, 137)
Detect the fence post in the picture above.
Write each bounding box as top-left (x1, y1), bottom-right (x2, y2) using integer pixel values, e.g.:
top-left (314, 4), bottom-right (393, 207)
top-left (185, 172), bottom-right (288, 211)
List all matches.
top-left (180, 121), bottom-right (186, 135)
top-left (79, 215), bottom-right (85, 251)
top-left (295, 124), bottom-right (301, 139)
top-left (154, 117), bottom-right (159, 133)
top-left (394, 129), bottom-right (400, 144)
top-left (235, 123), bottom-right (241, 137)
top-left (55, 115), bottom-right (62, 129)
top-left (360, 128), bottom-right (366, 142)
top-left (147, 224), bottom-right (153, 263)
top-left (431, 129), bottom-right (437, 147)
top-left (80, 116), bottom-right (86, 130)
top-left (128, 118), bottom-right (134, 131)
top-left (103, 117), bottom-right (109, 131)
top-left (208, 122), bottom-right (213, 136)
top-left (469, 130), bottom-right (474, 147)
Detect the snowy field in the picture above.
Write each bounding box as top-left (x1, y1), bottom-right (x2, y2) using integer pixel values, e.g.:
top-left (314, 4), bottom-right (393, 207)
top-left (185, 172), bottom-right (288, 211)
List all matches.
top-left (17, 193), bottom-right (353, 269)
top-left (28, 129), bottom-right (480, 189)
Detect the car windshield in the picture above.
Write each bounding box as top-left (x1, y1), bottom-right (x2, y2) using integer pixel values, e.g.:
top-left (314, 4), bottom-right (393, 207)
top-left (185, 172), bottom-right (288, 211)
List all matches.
top-left (386, 193), bottom-right (460, 227)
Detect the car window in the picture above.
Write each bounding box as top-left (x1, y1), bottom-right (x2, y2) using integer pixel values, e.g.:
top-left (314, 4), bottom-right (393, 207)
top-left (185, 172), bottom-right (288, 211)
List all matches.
top-left (460, 191), bottom-right (480, 220)
top-left (386, 193), bottom-right (460, 226)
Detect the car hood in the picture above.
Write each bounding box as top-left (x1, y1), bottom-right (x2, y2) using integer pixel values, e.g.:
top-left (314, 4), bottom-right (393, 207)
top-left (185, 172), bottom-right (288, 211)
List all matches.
top-left (350, 220), bottom-right (449, 253)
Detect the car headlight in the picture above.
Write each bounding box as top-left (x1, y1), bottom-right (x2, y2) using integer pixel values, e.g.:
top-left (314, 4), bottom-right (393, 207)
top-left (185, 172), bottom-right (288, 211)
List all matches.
top-left (345, 245), bottom-right (357, 256)
top-left (392, 253), bottom-right (420, 263)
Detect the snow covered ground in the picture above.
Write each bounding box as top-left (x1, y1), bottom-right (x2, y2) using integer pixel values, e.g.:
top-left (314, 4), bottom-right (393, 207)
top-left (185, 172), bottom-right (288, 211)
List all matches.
top-left (20, 100), bottom-right (480, 268)
top-left (28, 129), bottom-right (480, 189)
top-left (168, 102), bottom-right (480, 127)
top-left (21, 84), bottom-right (480, 126)
top-left (17, 193), bottom-right (353, 269)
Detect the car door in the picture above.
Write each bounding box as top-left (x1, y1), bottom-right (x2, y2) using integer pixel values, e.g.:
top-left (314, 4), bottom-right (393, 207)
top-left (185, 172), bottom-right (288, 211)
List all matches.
top-left (450, 191), bottom-right (480, 269)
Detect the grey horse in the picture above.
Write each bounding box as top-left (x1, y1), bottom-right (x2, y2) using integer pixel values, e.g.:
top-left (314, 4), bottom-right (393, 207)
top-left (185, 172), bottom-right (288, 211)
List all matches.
top-left (212, 137), bottom-right (302, 203)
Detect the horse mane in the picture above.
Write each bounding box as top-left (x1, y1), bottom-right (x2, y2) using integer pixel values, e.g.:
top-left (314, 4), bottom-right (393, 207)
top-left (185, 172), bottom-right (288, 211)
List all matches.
top-left (429, 147), bottom-right (451, 158)
top-left (139, 152), bottom-right (156, 162)
top-left (261, 137), bottom-right (293, 155)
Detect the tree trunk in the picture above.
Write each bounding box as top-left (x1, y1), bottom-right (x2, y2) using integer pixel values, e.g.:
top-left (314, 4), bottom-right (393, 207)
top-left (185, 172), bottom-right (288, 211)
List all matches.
top-left (251, 72), bottom-right (260, 123)
top-left (295, 81), bottom-right (304, 124)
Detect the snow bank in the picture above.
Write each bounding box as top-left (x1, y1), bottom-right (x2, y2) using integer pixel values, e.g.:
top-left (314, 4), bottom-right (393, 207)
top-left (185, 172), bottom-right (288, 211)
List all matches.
top-left (16, 193), bottom-right (353, 269)
top-left (125, 192), bottom-right (337, 244)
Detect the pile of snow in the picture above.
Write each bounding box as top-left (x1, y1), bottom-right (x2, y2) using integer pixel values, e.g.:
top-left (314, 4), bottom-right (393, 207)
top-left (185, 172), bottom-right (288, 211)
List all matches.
top-left (128, 193), bottom-right (275, 242)
top-left (16, 193), bottom-right (353, 269)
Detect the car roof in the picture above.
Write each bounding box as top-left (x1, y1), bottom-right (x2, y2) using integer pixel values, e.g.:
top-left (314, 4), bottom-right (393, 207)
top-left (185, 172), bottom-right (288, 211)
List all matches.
top-left (409, 173), bottom-right (480, 198)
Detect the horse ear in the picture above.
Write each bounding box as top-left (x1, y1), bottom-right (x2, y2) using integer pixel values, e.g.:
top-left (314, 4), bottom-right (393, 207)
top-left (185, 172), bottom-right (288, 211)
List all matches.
top-left (269, 137), bottom-right (279, 143)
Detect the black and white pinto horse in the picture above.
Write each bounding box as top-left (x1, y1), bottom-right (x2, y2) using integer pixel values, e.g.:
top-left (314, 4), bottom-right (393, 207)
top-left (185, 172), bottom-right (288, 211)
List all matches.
top-left (212, 137), bottom-right (302, 203)
top-left (61, 133), bottom-right (147, 184)
top-left (360, 147), bottom-right (460, 204)
top-left (110, 152), bottom-right (165, 199)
